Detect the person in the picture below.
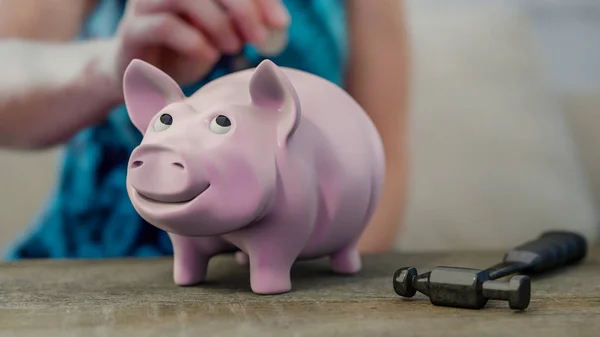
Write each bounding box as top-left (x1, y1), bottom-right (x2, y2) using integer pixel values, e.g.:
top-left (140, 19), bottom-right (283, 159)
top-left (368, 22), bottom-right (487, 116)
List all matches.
top-left (0, 0), bottom-right (409, 259)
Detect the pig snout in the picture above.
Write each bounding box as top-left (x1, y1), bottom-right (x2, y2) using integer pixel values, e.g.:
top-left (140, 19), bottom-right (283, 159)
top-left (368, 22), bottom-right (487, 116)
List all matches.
top-left (128, 146), bottom-right (208, 203)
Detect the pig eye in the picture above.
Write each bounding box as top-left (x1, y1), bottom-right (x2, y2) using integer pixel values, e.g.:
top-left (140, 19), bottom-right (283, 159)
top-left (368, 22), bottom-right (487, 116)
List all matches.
top-left (209, 115), bottom-right (232, 134)
top-left (153, 113), bottom-right (173, 132)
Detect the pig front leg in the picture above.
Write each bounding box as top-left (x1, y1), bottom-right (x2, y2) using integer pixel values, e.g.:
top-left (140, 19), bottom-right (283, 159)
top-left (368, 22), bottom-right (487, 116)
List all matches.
top-left (247, 245), bottom-right (296, 295)
top-left (237, 162), bottom-right (317, 294)
top-left (237, 223), bottom-right (312, 295)
top-left (168, 233), bottom-right (234, 286)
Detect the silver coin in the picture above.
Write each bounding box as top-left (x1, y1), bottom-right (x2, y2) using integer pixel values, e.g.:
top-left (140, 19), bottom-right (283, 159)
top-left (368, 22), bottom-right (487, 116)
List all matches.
top-left (256, 29), bottom-right (288, 56)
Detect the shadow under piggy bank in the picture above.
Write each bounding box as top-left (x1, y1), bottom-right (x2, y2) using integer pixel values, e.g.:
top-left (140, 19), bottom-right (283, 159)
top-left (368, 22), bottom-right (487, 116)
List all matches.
top-left (170, 252), bottom-right (402, 296)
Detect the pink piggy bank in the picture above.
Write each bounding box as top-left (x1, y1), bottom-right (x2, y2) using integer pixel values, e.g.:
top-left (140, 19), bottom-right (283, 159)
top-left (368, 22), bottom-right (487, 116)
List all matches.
top-left (123, 58), bottom-right (385, 294)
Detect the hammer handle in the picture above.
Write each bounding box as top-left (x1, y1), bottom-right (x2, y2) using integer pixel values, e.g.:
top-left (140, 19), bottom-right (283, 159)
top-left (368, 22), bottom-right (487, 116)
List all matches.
top-left (502, 231), bottom-right (588, 274)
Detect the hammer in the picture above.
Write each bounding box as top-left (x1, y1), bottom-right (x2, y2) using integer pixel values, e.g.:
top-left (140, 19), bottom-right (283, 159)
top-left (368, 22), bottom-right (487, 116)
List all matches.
top-left (392, 231), bottom-right (588, 310)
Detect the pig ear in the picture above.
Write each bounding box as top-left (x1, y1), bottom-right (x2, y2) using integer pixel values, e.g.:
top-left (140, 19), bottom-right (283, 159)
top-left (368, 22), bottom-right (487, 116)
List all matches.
top-left (123, 59), bottom-right (185, 134)
top-left (249, 59), bottom-right (300, 146)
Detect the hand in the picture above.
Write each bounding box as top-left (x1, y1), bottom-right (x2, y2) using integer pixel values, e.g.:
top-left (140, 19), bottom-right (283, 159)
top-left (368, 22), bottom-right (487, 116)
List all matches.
top-left (105, 0), bottom-right (291, 90)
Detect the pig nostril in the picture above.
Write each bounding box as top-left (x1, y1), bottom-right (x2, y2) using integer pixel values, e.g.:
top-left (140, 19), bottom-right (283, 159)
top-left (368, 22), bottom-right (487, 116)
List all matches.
top-left (172, 162), bottom-right (185, 170)
top-left (131, 161), bottom-right (143, 168)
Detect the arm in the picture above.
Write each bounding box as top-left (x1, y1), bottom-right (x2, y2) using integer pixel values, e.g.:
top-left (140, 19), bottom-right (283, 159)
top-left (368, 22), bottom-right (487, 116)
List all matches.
top-left (0, 0), bottom-right (288, 150)
top-left (345, 0), bottom-right (411, 252)
top-left (0, 0), bottom-right (121, 149)
top-left (0, 0), bottom-right (95, 41)
top-left (0, 40), bottom-right (120, 149)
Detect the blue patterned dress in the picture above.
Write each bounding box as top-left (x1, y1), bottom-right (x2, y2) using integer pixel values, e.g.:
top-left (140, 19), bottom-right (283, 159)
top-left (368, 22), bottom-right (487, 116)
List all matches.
top-left (5, 0), bottom-right (348, 259)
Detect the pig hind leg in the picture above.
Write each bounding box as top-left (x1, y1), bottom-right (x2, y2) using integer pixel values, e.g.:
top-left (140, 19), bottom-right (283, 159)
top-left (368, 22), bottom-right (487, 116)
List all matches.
top-left (330, 239), bottom-right (361, 274)
top-left (329, 162), bottom-right (383, 274)
top-left (329, 187), bottom-right (371, 274)
top-left (235, 251), bottom-right (249, 265)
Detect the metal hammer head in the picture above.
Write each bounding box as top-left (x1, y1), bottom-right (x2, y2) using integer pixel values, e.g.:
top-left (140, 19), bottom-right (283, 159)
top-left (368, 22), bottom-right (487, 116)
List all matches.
top-left (393, 266), bottom-right (531, 310)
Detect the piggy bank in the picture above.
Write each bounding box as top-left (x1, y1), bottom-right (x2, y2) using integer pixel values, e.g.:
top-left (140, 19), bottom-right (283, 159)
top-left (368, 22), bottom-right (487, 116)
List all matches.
top-left (123, 58), bottom-right (385, 294)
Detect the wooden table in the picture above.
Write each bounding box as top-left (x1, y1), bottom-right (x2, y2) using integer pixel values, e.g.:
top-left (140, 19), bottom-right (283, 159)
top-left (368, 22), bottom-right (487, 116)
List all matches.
top-left (0, 246), bottom-right (598, 337)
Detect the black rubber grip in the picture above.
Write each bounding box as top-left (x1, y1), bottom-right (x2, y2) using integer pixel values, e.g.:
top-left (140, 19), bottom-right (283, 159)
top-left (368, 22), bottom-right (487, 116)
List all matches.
top-left (502, 230), bottom-right (588, 274)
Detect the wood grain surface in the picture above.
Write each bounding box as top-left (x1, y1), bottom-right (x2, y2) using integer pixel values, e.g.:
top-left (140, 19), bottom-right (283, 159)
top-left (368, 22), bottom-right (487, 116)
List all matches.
top-left (0, 246), bottom-right (598, 337)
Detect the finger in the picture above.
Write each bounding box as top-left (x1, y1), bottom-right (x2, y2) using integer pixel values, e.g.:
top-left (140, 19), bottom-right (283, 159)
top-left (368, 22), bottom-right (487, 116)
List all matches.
top-left (136, 0), bottom-right (242, 54)
top-left (217, 0), bottom-right (268, 45)
top-left (253, 0), bottom-right (290, 29)
top-left (178, 0), bottom-right (242, 54)
top-left (123, 13), bottom-right (219, 62)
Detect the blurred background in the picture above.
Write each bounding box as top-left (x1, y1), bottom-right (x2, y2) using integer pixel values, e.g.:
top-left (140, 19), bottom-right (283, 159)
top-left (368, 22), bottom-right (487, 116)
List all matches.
top-left (1, 0), bottom-right (599, 253)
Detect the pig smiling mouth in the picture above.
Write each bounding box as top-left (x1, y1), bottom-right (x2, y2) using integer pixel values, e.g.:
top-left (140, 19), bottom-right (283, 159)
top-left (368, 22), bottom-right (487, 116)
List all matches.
top-left (135, 184), bottom-right (211, 205)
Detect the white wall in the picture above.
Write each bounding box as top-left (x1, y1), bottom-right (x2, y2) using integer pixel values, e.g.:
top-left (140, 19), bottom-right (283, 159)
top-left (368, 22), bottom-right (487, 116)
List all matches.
top-left (397, 0), bottom-right (600, 252)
